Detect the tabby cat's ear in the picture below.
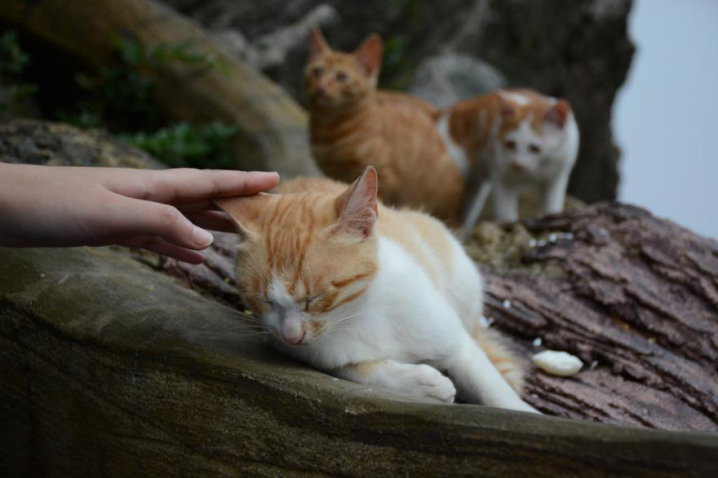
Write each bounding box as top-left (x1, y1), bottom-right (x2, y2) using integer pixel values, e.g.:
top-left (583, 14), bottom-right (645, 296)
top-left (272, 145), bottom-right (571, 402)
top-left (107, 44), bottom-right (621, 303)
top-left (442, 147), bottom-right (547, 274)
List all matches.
top-left (354, 34), bottom-right (383, 78)
top-left (545, 100), bottom-right (570, 129)
top-left (214, 194), bottom-right (271, 237)
top-left (309, 27), bottom-right (330, 61)
top-left (333, 166), bottom-right (379, 238)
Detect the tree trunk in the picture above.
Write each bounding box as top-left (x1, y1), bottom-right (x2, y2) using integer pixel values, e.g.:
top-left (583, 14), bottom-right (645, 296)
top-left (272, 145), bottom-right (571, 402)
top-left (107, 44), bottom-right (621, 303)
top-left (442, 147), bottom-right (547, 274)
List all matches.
top-left (0, 0), bottom-right (320, 177)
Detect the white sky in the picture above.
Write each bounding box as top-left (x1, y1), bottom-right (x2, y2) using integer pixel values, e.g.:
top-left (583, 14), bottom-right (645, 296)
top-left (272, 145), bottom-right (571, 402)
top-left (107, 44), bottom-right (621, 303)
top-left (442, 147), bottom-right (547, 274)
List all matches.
top-left (615, 0), bottom-right (718, 239)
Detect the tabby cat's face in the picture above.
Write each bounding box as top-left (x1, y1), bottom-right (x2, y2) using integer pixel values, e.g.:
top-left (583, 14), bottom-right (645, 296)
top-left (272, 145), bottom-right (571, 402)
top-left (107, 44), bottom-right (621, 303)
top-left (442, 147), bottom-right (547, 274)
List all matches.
top-left (305, 54), bottom-right (373, 109)
top-left (304, 29), bottom-right (382, 110)
top-left (217, 169), bottom-right (380, 347)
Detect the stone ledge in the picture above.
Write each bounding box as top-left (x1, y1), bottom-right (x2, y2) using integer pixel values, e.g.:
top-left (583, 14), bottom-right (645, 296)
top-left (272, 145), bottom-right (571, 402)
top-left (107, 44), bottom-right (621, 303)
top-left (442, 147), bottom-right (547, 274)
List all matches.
top-left (1, 247), bottom-right (717, 477)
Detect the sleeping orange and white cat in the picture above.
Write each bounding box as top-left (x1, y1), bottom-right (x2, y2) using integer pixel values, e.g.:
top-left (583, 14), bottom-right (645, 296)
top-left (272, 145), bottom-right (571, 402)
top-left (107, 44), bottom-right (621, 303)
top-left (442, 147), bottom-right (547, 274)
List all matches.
top-left (438, 89), bottom-right (580, 227)
top-left (216, 167), bottom-right (537, 413)
top-left (305, 28), bottom-right (463, 223)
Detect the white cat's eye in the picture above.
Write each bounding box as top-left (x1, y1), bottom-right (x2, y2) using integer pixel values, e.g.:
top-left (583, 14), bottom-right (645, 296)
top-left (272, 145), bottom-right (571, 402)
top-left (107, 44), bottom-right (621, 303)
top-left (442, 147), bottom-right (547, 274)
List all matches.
top-left (504, 140), bottom-right (517, 151)
top-left (529, 144), bottom-right (541, 154)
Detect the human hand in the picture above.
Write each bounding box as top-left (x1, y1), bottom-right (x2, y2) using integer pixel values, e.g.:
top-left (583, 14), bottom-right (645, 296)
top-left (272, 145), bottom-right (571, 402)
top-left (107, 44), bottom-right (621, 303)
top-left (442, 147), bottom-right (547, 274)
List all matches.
top-left (0, 164), bottom-right (279, 264)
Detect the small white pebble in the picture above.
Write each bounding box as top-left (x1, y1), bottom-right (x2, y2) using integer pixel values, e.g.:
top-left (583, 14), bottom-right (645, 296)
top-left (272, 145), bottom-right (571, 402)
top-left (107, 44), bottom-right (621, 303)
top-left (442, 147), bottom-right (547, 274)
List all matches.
top-left (533, 350), bottom-right (583, 377)
top-left (332, 377), bottom-right (339, 381)
top-left (532, 337), bottom-right (543, 347)
top-left (537, 239), bottom-right (547, 247)
top-left (528, 238), bottom-right (537, 247)
top-left (598, 228), bottom-right (608, 236)
top-left (502, 300), bottom-right (511, 309)
top-left (590, 360), bottom-right (599, 370)
top-left (549, 233), bottom-right (558, 243)
top-left (564, 232), bottom-right (575, 240)
top-left (40, 273), bottom-right (46, 278)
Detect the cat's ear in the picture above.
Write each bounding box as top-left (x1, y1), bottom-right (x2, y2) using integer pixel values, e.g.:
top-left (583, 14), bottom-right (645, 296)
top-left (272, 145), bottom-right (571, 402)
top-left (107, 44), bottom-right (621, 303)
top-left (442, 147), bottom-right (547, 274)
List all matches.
top-left (498, 95), bottom-right (515, 119)
top-left (214, 194), bottom-right (271, 237)
top-left (309, 27), bottom-right (330, 61)
top-left (333, 166), bottom-right (379, 238)
top-left (354, 34), bottom-right (383, 78)
top-left (545, 100), bottom-right (571, 129)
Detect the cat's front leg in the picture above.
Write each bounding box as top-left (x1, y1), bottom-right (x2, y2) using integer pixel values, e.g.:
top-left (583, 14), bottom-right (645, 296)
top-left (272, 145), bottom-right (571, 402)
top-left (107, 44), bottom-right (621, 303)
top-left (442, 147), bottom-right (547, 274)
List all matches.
top-left (444, 334), bottom-right (540, 413)
top-left (334, 360), bottom-right (456, 403)
top-left (491, 182), bottom-right (520, 222)
top-left (540, 173), bottom-right (570, 216)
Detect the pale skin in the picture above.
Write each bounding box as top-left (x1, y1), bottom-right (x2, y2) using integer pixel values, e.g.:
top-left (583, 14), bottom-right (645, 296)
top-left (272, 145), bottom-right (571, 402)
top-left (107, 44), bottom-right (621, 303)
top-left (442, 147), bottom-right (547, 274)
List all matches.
top-left (0, 163), bottom-right (279, 264)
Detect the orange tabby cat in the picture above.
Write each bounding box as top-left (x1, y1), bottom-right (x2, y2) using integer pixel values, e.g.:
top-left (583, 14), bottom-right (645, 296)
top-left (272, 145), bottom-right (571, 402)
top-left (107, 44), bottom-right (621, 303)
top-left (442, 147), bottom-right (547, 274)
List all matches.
top-left (305, 29), bottom-right (463, 223)
top-left (215, 168), bottom-right (536, 412)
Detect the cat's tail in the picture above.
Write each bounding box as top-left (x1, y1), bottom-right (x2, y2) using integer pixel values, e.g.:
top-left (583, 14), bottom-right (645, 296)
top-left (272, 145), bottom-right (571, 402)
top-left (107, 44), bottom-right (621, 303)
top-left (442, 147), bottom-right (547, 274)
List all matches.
top-left (472, 326), bottom-right (525, 394)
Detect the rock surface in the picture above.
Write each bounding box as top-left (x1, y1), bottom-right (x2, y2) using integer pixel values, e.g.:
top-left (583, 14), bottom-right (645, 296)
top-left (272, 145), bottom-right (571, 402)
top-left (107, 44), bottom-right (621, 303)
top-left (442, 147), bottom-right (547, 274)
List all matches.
top-left (162, 0), bottom-right (634, 204)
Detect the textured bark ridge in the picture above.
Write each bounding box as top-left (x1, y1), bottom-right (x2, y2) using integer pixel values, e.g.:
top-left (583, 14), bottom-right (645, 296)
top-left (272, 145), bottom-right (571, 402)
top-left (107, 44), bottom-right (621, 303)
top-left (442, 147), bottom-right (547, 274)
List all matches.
top-left (478, 205), bottom-right (718, 431)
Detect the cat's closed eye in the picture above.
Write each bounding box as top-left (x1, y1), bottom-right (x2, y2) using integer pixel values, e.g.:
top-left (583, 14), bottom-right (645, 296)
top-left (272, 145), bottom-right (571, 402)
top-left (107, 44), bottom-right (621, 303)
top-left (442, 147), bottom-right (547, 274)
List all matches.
top-left (310, 66), bottom-right (323, 78)
top-left (303, 293), bottom-right (323, 311)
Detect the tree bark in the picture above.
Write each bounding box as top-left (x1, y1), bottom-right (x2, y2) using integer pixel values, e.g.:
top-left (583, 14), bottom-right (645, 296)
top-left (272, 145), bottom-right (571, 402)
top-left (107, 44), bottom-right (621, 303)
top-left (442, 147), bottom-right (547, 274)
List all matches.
top-left (0, 0), bottom-right (320, 177)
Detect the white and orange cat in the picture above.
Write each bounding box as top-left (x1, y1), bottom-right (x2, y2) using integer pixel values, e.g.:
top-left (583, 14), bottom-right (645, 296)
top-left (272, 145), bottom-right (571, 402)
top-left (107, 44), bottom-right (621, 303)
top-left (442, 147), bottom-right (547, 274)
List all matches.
top-left (305, 28), bottom-right (464, 224)
top-left (216, 167), bottom-right (537, 413)
top-left (438, 89), bottom-right (580, 227)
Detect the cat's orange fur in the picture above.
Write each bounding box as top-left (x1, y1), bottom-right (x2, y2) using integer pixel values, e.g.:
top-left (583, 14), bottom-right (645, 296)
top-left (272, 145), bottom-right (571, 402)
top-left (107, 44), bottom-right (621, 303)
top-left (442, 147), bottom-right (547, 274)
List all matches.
top-left (447, 89), bottom-right (572, 170)
top-left (217, 173), bottom-right (524, 392)
top-left (305, 29), bottom-right (463, 224)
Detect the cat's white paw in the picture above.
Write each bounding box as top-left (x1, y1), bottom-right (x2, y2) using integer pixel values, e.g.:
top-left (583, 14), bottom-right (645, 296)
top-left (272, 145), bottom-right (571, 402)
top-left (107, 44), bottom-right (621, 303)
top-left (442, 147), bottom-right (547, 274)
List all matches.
top-left (500, 398), bottom-right (541, 414)
top-left (397, 364), bottom-right (456, 403)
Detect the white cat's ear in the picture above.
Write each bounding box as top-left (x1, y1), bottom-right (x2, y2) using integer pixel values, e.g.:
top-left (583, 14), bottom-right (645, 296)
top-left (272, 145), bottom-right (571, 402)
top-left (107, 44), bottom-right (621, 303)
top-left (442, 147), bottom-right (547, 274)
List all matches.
top-left (545, 100), bottom-right (571, 129)
top-left (334, 166), bottom-right (379, 238)
top-left (354, 34), bottom-right (383, 78)
top-left (309, 27), bottom-right (330, 61)
top-left (214, 194), bottom-right (272, 237)
top-left (497, 95), bottom-right (515, 119)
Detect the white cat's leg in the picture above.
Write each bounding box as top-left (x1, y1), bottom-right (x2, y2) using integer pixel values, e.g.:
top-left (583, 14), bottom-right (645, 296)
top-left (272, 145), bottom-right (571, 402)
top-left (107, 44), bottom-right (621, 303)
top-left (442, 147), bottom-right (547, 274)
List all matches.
top-left (334, 360), bottom-right (456, 403)
top-left (540, 173), bottom-right (570, 216)
top-left (462, 181), bottom-right (492, 230)
top-left (443, 334), bottom-right (539, 413)
top-left (491, 182), bottom-right (520, 222)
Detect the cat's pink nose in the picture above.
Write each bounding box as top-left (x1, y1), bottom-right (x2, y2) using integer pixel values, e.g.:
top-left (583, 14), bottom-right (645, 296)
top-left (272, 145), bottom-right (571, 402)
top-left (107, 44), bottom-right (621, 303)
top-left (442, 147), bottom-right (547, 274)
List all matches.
top-left (510, 162), bottom-right (526, 172)
top-left (284, 330), bottom-right (305, 345)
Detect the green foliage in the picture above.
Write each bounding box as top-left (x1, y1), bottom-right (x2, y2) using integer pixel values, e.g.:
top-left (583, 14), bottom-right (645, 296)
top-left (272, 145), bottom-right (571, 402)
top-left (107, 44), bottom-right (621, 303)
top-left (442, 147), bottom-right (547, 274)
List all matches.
top-left (381, 34), bottom-right (413, 90)
top-left (0, 30), bottom-right (38, 105)
top-left (58, 38), bottom-right (237, 169)
top-left (121, 122), bottom-right (238, 169)
top-left (0, 30), bottom-right (31, 75)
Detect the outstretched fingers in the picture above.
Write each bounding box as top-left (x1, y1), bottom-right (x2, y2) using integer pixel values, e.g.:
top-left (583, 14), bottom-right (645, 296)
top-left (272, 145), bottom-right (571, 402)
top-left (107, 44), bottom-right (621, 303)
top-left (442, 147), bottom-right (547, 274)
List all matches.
top-left (108, 169), bottom-right (280, 204)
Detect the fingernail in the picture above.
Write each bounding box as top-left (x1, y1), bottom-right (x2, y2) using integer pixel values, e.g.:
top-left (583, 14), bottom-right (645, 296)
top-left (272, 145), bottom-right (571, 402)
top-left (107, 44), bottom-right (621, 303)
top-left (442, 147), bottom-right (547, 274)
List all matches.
top-left (192, 226), bottom-right (214, 247)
